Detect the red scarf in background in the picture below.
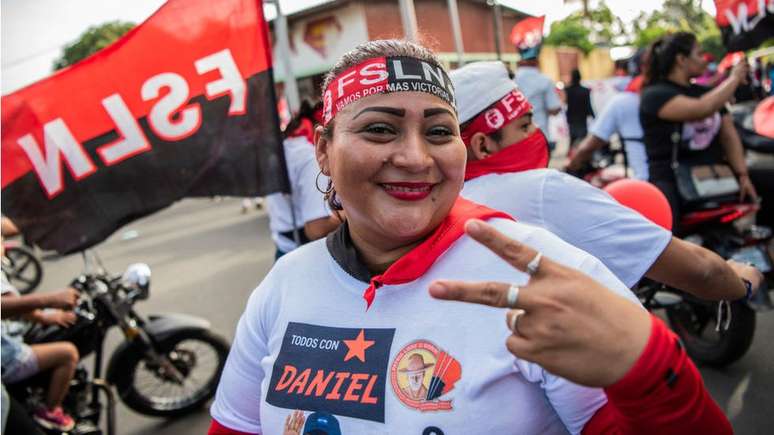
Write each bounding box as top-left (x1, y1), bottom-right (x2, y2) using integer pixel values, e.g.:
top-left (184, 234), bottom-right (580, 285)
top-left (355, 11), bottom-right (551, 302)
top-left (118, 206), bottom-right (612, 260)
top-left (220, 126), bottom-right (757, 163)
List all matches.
top-left (625, 75), bottom-right (644, 93)
top-left (362, 197), bottom-right (512, 309)
top-left (464, 129), bottom-right (549, 181)
top-left (287, 118), bottom-right (314, 144)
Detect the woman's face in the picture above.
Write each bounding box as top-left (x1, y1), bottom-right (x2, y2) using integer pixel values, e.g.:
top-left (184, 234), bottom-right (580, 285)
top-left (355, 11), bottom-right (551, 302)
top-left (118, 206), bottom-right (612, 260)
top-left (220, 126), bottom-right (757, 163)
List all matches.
top-left (315, 92), bottom-right (466, 248)
top-left (681, 42), bottom-right (707, 79)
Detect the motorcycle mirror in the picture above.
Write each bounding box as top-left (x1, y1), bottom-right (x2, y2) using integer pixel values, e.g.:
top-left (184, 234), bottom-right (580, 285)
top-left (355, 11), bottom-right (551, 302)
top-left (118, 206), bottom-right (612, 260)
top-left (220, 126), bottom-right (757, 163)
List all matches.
top-left (122, 263), bottom-right (151, 300)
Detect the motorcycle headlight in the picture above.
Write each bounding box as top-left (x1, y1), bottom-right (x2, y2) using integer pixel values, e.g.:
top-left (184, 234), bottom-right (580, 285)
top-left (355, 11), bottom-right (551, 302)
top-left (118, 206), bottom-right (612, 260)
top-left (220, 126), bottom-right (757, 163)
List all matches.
top-left (122, 263), bottom-right (151, 300)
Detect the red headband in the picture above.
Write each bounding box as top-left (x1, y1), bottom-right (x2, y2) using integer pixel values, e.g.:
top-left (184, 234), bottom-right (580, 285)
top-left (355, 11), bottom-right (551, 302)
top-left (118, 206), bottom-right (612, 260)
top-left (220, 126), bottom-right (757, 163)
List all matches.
top-left (460, 90), bottom-right (532, 145)
top-left (322, 56), bottom-right (456, 126)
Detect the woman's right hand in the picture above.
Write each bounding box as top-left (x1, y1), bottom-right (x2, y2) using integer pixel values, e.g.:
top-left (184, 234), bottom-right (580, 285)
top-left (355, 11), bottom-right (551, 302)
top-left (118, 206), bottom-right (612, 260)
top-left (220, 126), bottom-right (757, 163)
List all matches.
top-left (429, 219), bottom-right (652, 388)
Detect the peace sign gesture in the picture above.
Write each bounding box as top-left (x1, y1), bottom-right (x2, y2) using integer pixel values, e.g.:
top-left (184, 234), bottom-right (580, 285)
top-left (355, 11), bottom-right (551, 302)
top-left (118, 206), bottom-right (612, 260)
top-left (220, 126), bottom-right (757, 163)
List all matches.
top-left (429, 219), bottom-right (652, 388)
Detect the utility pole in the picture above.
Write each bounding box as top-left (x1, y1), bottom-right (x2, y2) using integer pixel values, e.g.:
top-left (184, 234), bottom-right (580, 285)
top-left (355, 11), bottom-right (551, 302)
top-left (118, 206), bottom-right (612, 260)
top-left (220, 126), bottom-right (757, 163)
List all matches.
top-left (399, 0), bottom-right (419, 42)
top-left (447, 0), bottom-right (465, 66)
top-left (272, 0), bottom-right (300, 113)
top-left (491, 0), bottom-right (503, 61)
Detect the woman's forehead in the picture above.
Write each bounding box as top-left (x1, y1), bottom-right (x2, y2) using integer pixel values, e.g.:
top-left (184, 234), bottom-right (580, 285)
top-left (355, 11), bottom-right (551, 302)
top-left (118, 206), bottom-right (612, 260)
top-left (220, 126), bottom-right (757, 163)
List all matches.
top-left (338, 91), bottom-right (457, 120)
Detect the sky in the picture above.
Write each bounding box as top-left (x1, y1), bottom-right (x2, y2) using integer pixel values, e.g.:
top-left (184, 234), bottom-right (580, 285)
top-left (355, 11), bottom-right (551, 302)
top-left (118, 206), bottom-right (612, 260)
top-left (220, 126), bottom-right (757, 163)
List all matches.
top-left (0, 0), bottom-right (718, 95)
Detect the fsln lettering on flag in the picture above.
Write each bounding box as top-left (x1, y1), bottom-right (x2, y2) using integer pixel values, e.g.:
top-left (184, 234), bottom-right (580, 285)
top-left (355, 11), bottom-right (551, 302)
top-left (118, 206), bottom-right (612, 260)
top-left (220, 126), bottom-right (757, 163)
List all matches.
top-left (714, 0), bottom-right (774, 51)
top-left (1, 0), bottom-right (289, 254)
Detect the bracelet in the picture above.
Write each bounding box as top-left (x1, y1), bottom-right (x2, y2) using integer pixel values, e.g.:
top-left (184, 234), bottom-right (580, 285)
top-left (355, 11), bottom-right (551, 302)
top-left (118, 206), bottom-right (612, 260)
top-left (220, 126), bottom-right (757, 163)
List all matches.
top-left (742, 278), bottom-right (753, 301)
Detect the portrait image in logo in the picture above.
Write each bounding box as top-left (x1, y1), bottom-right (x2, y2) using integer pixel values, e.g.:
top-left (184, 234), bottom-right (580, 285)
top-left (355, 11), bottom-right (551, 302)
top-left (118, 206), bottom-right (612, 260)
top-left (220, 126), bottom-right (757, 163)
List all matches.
top-left (390, 340), bottom-right (461, 411)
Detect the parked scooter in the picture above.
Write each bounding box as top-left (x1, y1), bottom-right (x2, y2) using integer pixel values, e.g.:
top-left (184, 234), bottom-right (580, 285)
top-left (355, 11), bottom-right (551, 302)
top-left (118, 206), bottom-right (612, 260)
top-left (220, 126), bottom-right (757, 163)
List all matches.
top-left (7, 251), bottom-right (230, 434)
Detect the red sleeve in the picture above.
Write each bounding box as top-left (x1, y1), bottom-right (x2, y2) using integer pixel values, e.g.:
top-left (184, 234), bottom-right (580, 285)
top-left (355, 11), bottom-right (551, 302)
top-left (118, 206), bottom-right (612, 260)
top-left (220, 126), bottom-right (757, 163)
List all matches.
top-left (207, 418), bottom-right (259, 435)
top-left (582, 315), bottom-right (732, 435)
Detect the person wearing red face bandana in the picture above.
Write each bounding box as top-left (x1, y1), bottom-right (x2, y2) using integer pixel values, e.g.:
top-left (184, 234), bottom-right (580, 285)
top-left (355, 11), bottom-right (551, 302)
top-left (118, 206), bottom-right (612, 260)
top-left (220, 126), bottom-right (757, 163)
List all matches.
top-left (452, 61), bottom-right (761, 302)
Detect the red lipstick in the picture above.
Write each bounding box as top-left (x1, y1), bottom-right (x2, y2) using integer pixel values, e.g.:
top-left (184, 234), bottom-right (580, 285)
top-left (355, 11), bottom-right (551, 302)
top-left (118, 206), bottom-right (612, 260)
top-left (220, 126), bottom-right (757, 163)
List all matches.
top-left (380, 182), bottom-right (435, 201)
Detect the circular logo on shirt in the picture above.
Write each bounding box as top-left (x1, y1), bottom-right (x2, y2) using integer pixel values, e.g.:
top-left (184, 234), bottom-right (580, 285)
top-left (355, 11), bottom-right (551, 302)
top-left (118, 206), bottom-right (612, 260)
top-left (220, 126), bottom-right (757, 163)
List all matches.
top-left (389, 340), bottom-right (460, 411)
top-left (484, 108), bottom-right (505, 130)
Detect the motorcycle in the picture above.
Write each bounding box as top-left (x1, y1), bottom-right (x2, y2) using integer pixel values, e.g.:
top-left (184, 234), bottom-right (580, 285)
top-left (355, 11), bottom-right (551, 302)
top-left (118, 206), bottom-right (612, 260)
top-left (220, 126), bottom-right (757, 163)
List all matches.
top-left (567, 130), bottom-right (773, 367)
top-left (634, 201), bottom-right (773, 367)
top-left (7, 251), bottom-right (230, 434)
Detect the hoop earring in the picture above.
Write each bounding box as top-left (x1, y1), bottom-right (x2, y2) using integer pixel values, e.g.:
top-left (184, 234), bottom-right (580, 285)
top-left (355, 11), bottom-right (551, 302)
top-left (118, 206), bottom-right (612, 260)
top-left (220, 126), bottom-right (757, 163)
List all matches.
top-left (316, 170), bottom-right (333, 194)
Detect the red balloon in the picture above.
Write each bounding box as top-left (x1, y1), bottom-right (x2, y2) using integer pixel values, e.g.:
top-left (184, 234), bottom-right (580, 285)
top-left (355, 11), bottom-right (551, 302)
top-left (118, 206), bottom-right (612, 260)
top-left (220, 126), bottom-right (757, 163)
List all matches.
top-left (603, 179), bottom-right (673, 231)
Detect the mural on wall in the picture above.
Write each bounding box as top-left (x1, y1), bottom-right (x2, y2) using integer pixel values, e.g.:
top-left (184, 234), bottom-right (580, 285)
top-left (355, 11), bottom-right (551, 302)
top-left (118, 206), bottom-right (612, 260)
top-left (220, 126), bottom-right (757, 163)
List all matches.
top-left (273, 3), bottom-right (369, 81)
top-left (303, 16), bottom-right (343, 58)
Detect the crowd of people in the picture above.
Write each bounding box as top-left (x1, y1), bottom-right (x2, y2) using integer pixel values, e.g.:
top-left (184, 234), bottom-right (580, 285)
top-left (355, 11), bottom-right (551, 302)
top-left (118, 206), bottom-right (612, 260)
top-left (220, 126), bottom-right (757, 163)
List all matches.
top-left (1, 21), bottom-right (769, 435)
top-left (207, 34), bottom-right (768, 435)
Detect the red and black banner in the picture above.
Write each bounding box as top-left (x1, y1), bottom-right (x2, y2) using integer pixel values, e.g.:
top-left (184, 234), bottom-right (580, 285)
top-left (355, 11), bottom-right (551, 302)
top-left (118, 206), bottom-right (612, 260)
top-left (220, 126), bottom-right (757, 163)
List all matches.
top-left (1, 0), bottom-right (289, 254)
top-left (510, 15), bottom-right (545, 59)
top-left (714, 0), bottom-right (774, 51)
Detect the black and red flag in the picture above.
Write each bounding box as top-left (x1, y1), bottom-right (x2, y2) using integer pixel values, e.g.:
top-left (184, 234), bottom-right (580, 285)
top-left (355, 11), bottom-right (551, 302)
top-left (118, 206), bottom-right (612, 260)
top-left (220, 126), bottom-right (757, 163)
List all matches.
top-left (510, 16), bottom-right (545, 60)
top-left (1, 0), bottom-right (289, 254)
top-left (714, 0), bottom-right (774, 51)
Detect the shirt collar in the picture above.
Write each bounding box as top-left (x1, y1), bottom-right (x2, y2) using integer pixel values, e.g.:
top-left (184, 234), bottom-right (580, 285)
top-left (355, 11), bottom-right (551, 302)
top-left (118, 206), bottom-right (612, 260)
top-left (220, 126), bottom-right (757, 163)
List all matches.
top-left (326, 222), bottom-right (373, 284)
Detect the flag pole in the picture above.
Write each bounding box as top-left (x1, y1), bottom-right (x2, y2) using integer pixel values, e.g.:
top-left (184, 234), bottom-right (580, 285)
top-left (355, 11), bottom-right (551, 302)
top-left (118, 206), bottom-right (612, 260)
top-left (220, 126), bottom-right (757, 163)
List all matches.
top-left (447, 0), bottom-right (465, 66)
top-left (399, 0), bottom-right (419, 42)
top-left (266, 1), bottom-right (300, 245)
top-left (272, 0), bottom-right (300, 113)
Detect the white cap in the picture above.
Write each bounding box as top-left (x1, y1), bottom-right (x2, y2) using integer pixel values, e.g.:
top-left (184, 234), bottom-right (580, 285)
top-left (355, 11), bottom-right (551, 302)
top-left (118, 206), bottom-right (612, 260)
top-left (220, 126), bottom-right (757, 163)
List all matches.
top-left (450, 61), bottom-right (518, 124)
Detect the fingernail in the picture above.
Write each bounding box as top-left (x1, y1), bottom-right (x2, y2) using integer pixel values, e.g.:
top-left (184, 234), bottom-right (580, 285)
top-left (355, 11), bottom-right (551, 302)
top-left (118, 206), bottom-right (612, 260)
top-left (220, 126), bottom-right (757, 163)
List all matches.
top-left (429, 282), bottom-right (446, 295)
top-left (466, 220), bottom-right (482, 234)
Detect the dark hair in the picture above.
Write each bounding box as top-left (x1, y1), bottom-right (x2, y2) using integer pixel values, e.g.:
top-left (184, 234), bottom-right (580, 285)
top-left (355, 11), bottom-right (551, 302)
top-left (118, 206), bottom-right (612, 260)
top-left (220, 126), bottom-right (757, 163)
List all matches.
top-left (570, 69), bottom-right (581, 85)
top-left (643, 32), bottom-right (697, 87)
top-left (283, 100), bottom-right (319, 139)
top-left (319, 39), bottom-right (445, 212)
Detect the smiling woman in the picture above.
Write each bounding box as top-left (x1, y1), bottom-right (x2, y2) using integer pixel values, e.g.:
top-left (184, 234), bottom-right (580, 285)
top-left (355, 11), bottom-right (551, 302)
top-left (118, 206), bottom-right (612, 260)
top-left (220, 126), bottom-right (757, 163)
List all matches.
top-left (208, 40), bottom-right (731, 435)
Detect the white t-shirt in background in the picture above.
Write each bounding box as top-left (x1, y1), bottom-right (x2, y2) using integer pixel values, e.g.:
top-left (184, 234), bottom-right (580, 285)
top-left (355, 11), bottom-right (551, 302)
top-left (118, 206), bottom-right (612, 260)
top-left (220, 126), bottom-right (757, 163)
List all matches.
top-left (211, 218), bottom-right (642, 435)
top-left (462, 169), bottom-right (672, 288)
top-left (265, 136), bottom-right (331, 253)
top-left (589, 92), bottom-right (649, 181)
top-left (514, 66), bottom-right (562, 138)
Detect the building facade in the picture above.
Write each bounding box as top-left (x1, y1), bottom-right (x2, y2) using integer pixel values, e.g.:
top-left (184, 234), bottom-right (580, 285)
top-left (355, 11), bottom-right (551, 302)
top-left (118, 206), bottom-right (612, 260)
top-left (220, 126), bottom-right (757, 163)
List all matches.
top-left (270, 0), bottom-right (530, 102)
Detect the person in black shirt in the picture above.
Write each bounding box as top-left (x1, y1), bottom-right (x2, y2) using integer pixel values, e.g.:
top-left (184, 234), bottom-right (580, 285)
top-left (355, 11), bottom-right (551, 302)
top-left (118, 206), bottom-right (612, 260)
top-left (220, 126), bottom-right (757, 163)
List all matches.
top-left (639, 32), bottom-right (757, 231)
top-left (565, 69), bottom-right (594, 150)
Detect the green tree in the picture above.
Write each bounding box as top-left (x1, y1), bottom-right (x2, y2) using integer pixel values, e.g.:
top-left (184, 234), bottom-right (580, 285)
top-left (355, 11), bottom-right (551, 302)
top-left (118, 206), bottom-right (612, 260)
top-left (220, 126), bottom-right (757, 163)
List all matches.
top-left (631, 0), bottom-right (723, 58)
top-left (53, 21), bottom-right (135, 70)
top-left (544, 16), bottom-right (595, 54)
top-left (545, 1), bottom-right (628, 54)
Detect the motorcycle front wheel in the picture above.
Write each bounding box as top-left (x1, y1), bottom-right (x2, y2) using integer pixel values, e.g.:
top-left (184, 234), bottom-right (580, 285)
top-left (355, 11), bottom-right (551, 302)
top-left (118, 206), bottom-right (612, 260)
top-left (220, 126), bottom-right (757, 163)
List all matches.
top-left (2, 246), bottom-right (43, 294)
top-left (115, 329), bottom-right (230, 417)
top-left (666, 297), bottom-right (756, 367)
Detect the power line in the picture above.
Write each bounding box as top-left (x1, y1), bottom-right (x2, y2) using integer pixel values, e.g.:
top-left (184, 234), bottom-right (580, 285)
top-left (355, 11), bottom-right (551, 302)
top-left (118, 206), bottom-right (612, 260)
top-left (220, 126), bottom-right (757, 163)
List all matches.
top-left (2, 45), bottom-right (62, 69)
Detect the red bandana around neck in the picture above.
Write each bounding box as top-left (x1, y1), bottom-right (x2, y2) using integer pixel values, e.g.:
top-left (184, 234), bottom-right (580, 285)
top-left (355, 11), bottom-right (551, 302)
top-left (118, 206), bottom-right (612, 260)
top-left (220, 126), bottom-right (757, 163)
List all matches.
top-left (362, 197), bottom-right (512, 309)
top-left (464, 129), bottom-right (549, 181)
top-left (461, 89), bottom-right (532, 145)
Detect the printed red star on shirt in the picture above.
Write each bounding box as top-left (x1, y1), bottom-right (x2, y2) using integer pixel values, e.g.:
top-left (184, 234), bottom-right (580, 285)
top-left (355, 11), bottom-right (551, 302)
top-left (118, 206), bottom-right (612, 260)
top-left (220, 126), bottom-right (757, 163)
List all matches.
top-left (343, 329), bottom-right (375, 363)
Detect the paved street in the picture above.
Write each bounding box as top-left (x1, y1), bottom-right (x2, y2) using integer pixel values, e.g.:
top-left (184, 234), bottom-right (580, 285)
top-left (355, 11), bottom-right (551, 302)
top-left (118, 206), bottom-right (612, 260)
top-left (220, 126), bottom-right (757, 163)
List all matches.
top-left (34, 197), bottom-right (774, 435)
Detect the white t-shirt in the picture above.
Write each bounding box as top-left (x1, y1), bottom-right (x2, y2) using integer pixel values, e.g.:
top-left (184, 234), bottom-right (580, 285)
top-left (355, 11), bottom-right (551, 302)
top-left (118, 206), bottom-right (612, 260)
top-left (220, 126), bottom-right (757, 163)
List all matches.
top-left (462, 169), bottom-right (672, 288)
top-left (514, 66), bottom-right (561, 137)
top-left (265, 136), bottom-right (331, 253)
top-left (211, 218), bottom-right (642, 435)
top-left (589, 92), bottom-right (649, 180)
